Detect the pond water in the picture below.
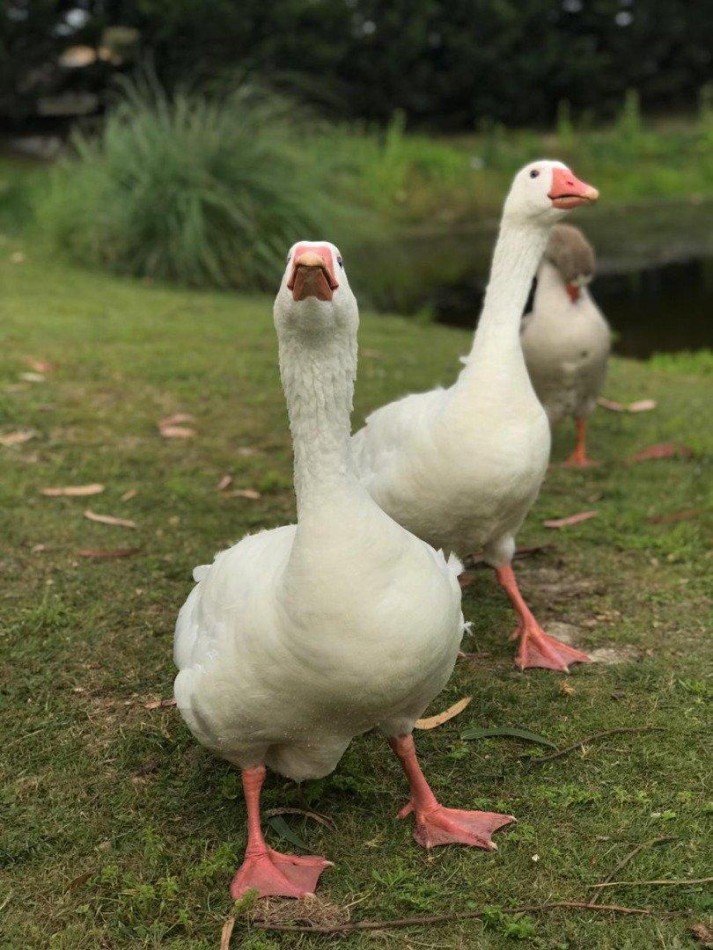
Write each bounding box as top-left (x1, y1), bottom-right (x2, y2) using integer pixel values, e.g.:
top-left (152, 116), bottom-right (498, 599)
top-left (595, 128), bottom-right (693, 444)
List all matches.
top-left (352, 198), bottom-right (713, 358)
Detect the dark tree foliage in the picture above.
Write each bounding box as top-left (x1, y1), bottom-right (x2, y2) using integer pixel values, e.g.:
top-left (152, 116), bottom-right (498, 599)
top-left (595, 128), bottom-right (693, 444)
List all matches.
top-left (1, 0), bottom-right (711, 129)
top-left (0, 0), bottom-right (117, 126)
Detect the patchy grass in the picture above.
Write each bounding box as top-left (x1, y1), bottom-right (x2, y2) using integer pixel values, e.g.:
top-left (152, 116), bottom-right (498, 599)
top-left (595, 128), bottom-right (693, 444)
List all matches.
top-left (0, 241), bottom-right (711, 949)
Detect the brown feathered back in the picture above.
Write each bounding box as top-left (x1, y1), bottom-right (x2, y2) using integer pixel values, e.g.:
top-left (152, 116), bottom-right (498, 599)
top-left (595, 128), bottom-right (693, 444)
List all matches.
top-left (544, 224), bottom-right (595, 284)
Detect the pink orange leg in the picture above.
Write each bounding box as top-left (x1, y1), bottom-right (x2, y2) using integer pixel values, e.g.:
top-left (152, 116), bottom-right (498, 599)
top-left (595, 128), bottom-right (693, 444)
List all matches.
top-left (388, 734), bottom-right (514, 850)
top-left (495, 565), bottom-right (590, 672)
top-left (229, 764), bottom-right (332, 900)
top-left (562, 417), bottom-right (599, 468)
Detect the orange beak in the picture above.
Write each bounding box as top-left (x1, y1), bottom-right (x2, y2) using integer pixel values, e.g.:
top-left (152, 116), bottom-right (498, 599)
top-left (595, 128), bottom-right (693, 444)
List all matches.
top-left (287, 245), bottom-right (339, 302)
top-left (548, 168), bottom-right (599, 210)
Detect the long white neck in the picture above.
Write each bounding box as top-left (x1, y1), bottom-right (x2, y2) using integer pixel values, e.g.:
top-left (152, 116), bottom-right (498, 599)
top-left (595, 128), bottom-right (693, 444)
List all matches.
top-left (278, 324), bottom-right (358, 519)
top-left (466, 218), bottom-right (550, 366)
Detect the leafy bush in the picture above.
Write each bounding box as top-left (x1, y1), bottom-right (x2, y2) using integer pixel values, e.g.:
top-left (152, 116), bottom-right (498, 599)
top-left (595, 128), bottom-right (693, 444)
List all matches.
top-left (39, 78), bottom-right (349, 290)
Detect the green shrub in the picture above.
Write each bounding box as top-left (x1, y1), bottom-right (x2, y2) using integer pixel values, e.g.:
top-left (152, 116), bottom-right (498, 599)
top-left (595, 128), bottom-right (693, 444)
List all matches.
top-left (39, 77), bottom-right (348, 290)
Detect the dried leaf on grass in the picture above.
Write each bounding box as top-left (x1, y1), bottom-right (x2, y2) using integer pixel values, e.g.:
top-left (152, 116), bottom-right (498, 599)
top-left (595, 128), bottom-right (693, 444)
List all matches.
top-left (120, 488), bottom-right (138, 502)
top-left (25, 357), bottom-right (55, 374)
top-left (628, 442), bottom-right (694, 463)
top-left (65, 871), bottom-right (92, 892)
top-left (144, 698), bottom-right (177, 710)
top-left (159, 413), bottom-right (196, 439)
top-left (264, 807), bottom-right (336, 830)
top-left (19, 372), bottom-right (45, 383)
top-left (646, 508), bottom-right (703, 525)
top-left (415, 696), bottom-right (472, 730)
top-left (462, 726), bottom-right (557, 748)
top-left (597, 397), bottom-right (657, 413)
top-left (84, 510), bottom-right (137, 529)
top-left (77, 547), bottom-right (141, 559)
top-left (228, 488), bottom-right (262, 500)
top-left (41, 483), bottom-right (105, 497)
top-left (216, 474), bottom-right (233, 491)
top-left (544, 510), bottom-right (598, 529)
top-left (0, 429), bottom-right (36, 447)
top-left (159, 424), bottom-right (196, 439)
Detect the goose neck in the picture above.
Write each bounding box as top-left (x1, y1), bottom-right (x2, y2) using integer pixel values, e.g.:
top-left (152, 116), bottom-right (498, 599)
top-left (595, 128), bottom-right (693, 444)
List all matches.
top-left (468, 218), bottom-right (551, 360)
top-left (278, 329), bottom-right (357, 518)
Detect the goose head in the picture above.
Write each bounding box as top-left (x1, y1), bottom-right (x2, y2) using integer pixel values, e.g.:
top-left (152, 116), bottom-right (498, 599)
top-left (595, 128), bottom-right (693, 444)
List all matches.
top-left (545, 223), bottom-right (596, 302)
top-left (274, 241), bottom-right (358, 340)
top-left (504, 161), bottom-right (599, 225)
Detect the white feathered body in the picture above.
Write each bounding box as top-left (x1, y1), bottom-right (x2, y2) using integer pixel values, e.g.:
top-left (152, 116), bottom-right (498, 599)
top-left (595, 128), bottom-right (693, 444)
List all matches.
top-left (521, 260), bottom-right (611, 424)
top-left (352, 363), bottom-right (550, 562)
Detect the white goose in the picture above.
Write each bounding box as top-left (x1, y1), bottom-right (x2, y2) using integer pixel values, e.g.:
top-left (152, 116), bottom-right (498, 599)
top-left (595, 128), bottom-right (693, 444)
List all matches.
top-left (352, 162), bottom-right (598, 672)
top-left (174, 242), bottom-right (513, 901)
top-left (521, 224), bottom-right (611, 467)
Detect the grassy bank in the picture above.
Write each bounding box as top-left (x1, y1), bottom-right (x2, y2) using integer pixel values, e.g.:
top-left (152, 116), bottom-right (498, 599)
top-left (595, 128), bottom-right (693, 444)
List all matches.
top-left (1, 239), bottom-right (711, 948)
top-left (3, 95), bottom-right (712, 297)
top-left (328, 106), bottom-right (713, 227)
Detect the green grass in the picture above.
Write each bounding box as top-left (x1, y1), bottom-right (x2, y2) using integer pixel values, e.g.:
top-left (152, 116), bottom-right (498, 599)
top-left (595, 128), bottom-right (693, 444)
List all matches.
top-left (0, 239), bottom-right (711, 949)
top-left (321, 103), bottom-right (713, 227)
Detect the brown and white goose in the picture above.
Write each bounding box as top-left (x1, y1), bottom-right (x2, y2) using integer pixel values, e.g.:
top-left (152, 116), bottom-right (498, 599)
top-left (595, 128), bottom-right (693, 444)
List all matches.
top-left (521, 224), bottom-right (611, 467)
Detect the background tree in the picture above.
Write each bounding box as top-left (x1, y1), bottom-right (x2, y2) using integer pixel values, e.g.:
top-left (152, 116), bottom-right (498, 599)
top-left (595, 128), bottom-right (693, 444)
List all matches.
top-left (1, 0), bottom-right (711, 129)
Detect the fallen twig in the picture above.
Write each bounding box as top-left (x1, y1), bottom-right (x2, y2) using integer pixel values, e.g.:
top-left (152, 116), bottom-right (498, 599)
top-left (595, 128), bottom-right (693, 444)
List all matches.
top-left (249, 900), bottom-right (682, 934)
top-left (590, 836), bottom-right (675, 904)
top-left (524, 727), bottom-right (665, 764)
top-left (416, 696), bottom-right (472, 730)
top-left (544, 510), bottom-right (598, 529)
top-left (220, 916), bottom-right (235, 950)
top-left (592, 876), bottom-right (712, 890)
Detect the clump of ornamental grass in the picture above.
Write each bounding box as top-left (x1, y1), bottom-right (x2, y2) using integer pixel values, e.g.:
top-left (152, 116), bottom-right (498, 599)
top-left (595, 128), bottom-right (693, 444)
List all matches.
top-left (39, 76), bottom-right (345, 290)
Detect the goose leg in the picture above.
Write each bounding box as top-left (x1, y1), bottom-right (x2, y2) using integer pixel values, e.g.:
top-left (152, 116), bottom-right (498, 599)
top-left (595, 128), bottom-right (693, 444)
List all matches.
top-left (229, 764), bottom-right (332, 900)
top-left (562, 417), bottom-right (599, 467)
top-left (388, 734), bottom-right (514, 849)
top-left (495, 564), bottom-right (590, 672)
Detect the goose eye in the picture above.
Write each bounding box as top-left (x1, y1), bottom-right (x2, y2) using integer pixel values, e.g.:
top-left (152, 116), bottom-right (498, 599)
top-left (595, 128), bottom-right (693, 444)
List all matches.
top-left (337, 256), bottom-right (344, 269)
top-left (530, 169), bottom-right (540, 179)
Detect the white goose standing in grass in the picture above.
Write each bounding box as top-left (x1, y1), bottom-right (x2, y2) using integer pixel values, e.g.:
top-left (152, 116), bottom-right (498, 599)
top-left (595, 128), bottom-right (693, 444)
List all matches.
top-left (521, 223), bottom-right (611, 467)
top-left (174, 242), bottom-right (513, 901)
top-left (352, 162), bottom-right (598, 672)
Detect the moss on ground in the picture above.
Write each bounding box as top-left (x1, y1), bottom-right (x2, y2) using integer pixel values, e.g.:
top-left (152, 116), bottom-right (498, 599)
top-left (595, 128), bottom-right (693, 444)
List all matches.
top-left (0, 242), bottom-right (711, 948)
